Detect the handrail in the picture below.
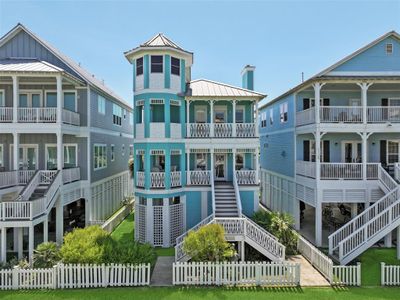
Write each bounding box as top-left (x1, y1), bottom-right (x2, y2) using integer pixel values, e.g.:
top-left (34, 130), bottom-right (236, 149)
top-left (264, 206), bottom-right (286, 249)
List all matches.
top-left (233, 170), bottom-right (243, 215)
top-left (211, 170), bottom-right (216, 214)
top-left (395, 163), bottom-right (400, 182)
top-left (16, 170), bottom-right (40, 201)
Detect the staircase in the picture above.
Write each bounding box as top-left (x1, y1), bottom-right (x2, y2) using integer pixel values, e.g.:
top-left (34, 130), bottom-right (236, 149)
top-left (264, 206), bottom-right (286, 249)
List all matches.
top-left (329, 164), bottom-right (400, 265)
top-left (214, 182), bottom-right (239, 217)
top-left (175, 171), bottom-right (285, 263)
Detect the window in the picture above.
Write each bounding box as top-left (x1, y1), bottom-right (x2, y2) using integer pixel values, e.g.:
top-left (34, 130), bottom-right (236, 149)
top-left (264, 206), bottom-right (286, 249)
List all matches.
top-left (214, 107), bottom-right (226, 123)
top-left (0, 144), bottom-right (3, 167)
top-left (170, 105), bottom-right (180, 123)
top-left (122, 144), bottom-right (125, 156)
top-left (169, 196), bottom-right (180, 205)
top-left (64, 91), bottom-right (76, 112)
top-left (386, 43), bottom-right (393, 55)
top-left (64, 145), bottom-right (77, 168)
top-left (46, 92), bottom-right (57, 107)
top-left (150, 101), bottom-right (165, 122)
top-left (151, 55), bottom-right (163, 73)
top-left (98, 96), bottom-right (106, 114)
top-left (0, 90), bottom-right (4, 107)
top-left (129, 145), bottom-right (134, 158)
top-left (139, 197), bottom-right (146, 206)
top-left (269, 109), bottom-right (274, 125)
top-left (261, 112), bottom-right (267, 128)
top-left (136, 105), bottom-right (143, 123)
top-left (111, 144), bottom-right (115, 161)
top-left (280, 102), bottom-right (288, 123)
top-left (171, 57), bottom-right (180, 76)
top-left (113, 104), bottom-right (122, 125)
top-left (153, 198), bottom-right (163, 206)
top-left (196, 153), bottom-right (207, 170)
top-left (46, 145), bottom-right (57, 170)
top-left (235, 153), bottom-right (244, 170)
top-left (136, 57), bottom-right (143, 76)
top-left (94, 144), bottom-right (107, 170)
top-left (195, 106), bottom-right (207, 123)
top-left (123, 109), bottom-right (127, 119)
top-left (19, 92), bottom-right (41, 107)
top-left (236, 106), bottom-right (244, 123)
top-left (309, 141), bottom-right (324, 162)
top-left (129, 112), bottom-right (134, 125)
top-left (388, 141), bottom-right (399, 164)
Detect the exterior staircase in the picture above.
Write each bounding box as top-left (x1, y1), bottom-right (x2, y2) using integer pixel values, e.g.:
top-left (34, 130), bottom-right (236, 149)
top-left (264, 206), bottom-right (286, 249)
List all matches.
top-left (214, 182), bottom-right (239, 217)
top-left (328, 164), bottom-right (400, 265)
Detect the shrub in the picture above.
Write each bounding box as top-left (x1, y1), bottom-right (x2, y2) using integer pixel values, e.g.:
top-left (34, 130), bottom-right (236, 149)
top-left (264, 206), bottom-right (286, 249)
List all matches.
top-left (33, 242), bottom-right (60, 268)
top-left (183, 223), bottom-right (236, 262)
top-left (60, 226), bottom-right (109, 264)
top-left (129, 158), bottom-right (134, 178)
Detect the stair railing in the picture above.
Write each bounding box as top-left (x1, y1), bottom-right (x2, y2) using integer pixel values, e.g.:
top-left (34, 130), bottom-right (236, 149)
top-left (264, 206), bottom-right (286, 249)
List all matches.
top-left (16, 170), bottom-right (40, 201)
top-left (233, 170), bottom-right (242, 216)
top-left (211, 169), bottom-right (216, 214)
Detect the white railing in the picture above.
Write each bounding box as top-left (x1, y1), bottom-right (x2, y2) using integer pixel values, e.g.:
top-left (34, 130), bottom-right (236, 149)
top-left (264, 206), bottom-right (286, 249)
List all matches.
top-left (189, 123), bottom-right (210, 138)
top-left (236, 123), bottom-right (256, 137)
top-left (233, 171), bottom-right (242, 216)
top-left (44, 171), bottom-right (61, 210)
top-left (214, 123), bottom-right (233, 138)
top-left (1, 201), bottom-right (31, 220)
top-left (296, 107), bottom-right (315, 126)
top-left (296, 160), bottom-right (316, 178)
top-left (379, 164), bottom-right (398, 191)
top-left (0, 171), bottom-right (18, 188)
top-left (320, 163), bottom-right (363, 180)
top-left (368, 106), bottom-right (400, 123)
top-left (0, 264), bottom-right (150, 290)
top-left (17, 107), bottom-right (57, 123)
top-left (235, 170), bottom-right (256, 185)
top-left (62, 109), bottom-right (80, 126)
top-left (0, 107), bottom-right (13, 122)
top-left (150, 172), bottom-right (165, 188)
top-left (395, 163), bottom-right (400, 182)
top-left (367, 163), bottom-right (380, 179)
top-left (320, 106), bottom-right (363, 123)
top-left (297, 235), bottom-right (333, 283)
top-left (173, 261), bottom-right (300, 286)
top-left (136, 171), bottom-right (145, 187)
top-left (188, 170), bottom-right (211, 185)
top-left (332, 264), bottom-right (361, 286)
top-left (381, 262), bottom-right (400, 286)
top-left (17, 170), bottom-right (40, 201)
top-left (170, 171), bottom-right (181, 187)
top-left (40, 170), bottom-right (57, 184)
top-left (18, 170), bottom-right (36, 184)
top-left (62, 167), bottom-right (80, 184)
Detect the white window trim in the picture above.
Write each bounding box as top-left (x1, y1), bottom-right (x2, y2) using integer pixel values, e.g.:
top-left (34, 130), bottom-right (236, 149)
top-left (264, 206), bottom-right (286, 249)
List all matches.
top-left (214, 105), bottom-right (227, 123)
top-left (19, 90), bottom-right (43, 107)
top-left (387, 140), bottom-right (400, 165)
top-left (269, 109), bottom-right (273, 125)
top-left (235, 153), bottom-right (245, 170)
top-left (280, 102), bottom-right (288, 123)
top-left (386, 43), bottom-right (393, 55)
top-left (150, 55), bottom-right (164, 74)
top-left (341, 140), bottom-right (362, 163)
top-left (310, 140), bottom-right (324, 162)
top-left (170, 56), bottom-right (180, 77)
top-left (44, 90), bottom-right (77, 111)
top-left (122, 144), bottom-right (125, 156)
top-left (111, 144), bottom-right (115, 161)
top-left (98, 95), bottom-right (106, 115)
top-left (93, 143), bottom-right (107, 171)
top-left (195, 105), bottom-right (207, 123)
top-left (45, 143), bottom-right (78, 170)
top-left (236, 105), bottom-right (245, 123)
top-left (0, 144), bottom-right (3, 167)
top-left (9, 144), bottom-right (39, 170)
top-left (195, 152), bottom-right (208, 170)
top-left (0, 89), bottom-right (5, 107)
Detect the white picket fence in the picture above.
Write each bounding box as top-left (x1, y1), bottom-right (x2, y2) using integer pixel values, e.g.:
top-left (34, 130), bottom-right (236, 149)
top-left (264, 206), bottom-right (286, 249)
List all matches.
top-left (332, 263), bottom-right (361, 286)
top-left (0, 263), bottom-right (150, 290)
top-left (381, 262), bottom-right (400, 286)
top-left (173, 261), bottom-right (300, 286)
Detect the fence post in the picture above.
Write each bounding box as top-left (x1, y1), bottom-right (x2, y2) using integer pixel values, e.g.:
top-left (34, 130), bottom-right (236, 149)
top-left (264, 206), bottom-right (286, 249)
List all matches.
top-left (12, 266), bottom-right (19, 290)
top-left (296, 264), bottom-right (301, 286)
top-left (52, 265), bottom-right (58, 289)
top-left (381, 262), bottom-right (385, 286)
top-left (216, 263), bottom-right (220, 286)
top-left (256, 262), bottom-right (261, 286)
top-left (357, 263), bottom-right (361, 286)
top-left (102, 264), bottom-right (107, 287)
top-left (172, 263), bottom-right (175, 285)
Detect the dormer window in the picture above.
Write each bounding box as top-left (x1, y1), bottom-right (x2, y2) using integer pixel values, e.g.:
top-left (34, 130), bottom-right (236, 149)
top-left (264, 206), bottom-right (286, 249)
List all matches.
top-left (151, 55), bottom-right (163, 73)
top-left (171, 57), bottom-right (180, 76)
top-left (386, 43), bottom-right (393, 55)
top-left (136, 57), bottom-right (143, 75)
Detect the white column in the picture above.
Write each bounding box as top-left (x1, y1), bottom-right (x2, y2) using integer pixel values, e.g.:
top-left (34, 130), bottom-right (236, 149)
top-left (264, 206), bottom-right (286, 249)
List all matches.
top-left (186, 150), bottom-right (190, 185)
top-left (210, 149), bottom-right (214, 182)
top-left (312, 82), bottom-right (325, 124)
top-left (186, 100), bottom-right (190, 137)
top-left (351, 203), bottom-right (358, 218)
top-left (315, 201), bottom-right (322, 247)
top-left (43, 217), bottom-right (48, 243)
top-left (210, 100), bottom-right (214, 137)
top-left (255, 148), bottom-right (260, 184)
top-left (240, 241), bottom-right (245, 262)
top-left (56, 74), bottom-right (62, 123)
top-left (162, 198), bottom-right (170, 247)
top-left (17, 228), bottom-right (23, 259)
top-left (28, 225), bottom-right (34, 264)
top-left (232, 148), bottom-right (236, 178)
top-left (385, 232), bottom-right (392, 248)
top-left (315, 132), bottom-right (321, 181)
top-left (0, 228), bottom-right (6, 263)
top-left (57, 132), bottom-right (63, 171)
top-left (361, 132), bottom-right (368, 180)
top-left (255, 101), bottom-right (259, 137)
top-left (13, 133), bottom-right (19, 170)
top-left (12, 75), bottom-right (18, 123)
top-left (397, 226), bottom-right (400, 259)
top-left (357, 82), bottom-right (373, 125)
top-left (55, 200), bottom-right (63, 245)
top-left (232, 100), bottom-right (236, 137)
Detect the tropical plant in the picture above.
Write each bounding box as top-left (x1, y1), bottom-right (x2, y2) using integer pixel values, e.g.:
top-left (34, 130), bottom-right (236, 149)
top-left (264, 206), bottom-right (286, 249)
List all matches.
top-left (33, 242), bottom-right (60, 268)
top-left (183, 223), bottom-right (236, 262)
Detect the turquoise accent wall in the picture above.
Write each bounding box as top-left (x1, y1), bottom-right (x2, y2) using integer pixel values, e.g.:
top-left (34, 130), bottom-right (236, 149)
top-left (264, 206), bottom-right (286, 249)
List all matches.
top-left (165, 98), bottom-right (171, 138)
top-left (186, 191), bottom-right (202, 228)
top-left (242, 70), bottom-right (254, 90)
top-left (144, 55), bottom-right (149, 89)
top-left (164, 55), bottom-right (171, 89)
top-left (132, 62), bottom-right (136, 91)
top-left (180, 59), bottom-right (186, 93)
top-left (240, 190), bottom-right (256, 216)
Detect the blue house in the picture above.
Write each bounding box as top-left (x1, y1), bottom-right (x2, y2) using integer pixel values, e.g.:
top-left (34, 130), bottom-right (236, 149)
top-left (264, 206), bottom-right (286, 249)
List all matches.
top-left (259, 31), bottom-right (400, 264)
top-left (124, 34), bottom-right (265, 249)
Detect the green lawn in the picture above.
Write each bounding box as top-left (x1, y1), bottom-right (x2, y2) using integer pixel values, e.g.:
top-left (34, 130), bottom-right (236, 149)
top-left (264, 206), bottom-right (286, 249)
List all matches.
top-left (360, 248), bottom-right (400, 286)
top-left (111, 212), bottom-right (175, 257)
top-left (1, 287), bottom-right (400, 300)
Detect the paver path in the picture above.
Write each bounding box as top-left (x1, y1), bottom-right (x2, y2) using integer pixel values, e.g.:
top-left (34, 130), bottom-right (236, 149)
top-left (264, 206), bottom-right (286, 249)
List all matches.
top-left (287, 255), bottom-right (330, 286)
top-left (150, 256), bottom-right (175, 286)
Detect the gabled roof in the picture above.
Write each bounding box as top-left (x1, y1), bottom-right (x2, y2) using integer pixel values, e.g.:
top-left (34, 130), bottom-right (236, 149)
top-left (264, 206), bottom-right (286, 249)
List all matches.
top-left (0, 23), bottom-right (130, 108)
top-left (141, 33), bottom-right (185, 51)
top-left (0, 58), bottom-right (63, 73)
top-left (260, 30), bottom-right (400, 110)
top-left (186, 79), bottom-right (266, 99)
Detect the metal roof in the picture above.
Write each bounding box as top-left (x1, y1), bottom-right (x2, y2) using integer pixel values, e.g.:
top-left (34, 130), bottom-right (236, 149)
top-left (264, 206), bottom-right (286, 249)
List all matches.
top-left (0, 23), bottom-right (131, 109)
top-left (0, 58), bottom-right (63, 73)
top-left (141, 33), bottom-right (185, 50)
top-left (186, 79), bottom-right (266, 99)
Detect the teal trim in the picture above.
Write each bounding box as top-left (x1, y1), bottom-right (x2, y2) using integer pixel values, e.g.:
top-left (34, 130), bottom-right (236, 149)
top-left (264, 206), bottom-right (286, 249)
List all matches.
top-left (180, 59), bottom-right (186, 93)
top-left (144, 148), bottom-right (151, 189)
top-left (165, 98), bottom-right (171, 138)
top-left (247, 70), bottom-right (254, 90)
top-left (144, 99), bottom-right (150, 138)
top-left (165, 55), bottom-right (171, 89)
top-left (132, 62), bottom-right (136, 91)
top-left (180, 152), bottom-right (186, 186)
top-left (144, 55), bottom-right (149, 89)
top-left (180, 99), bottom-right (186, 137)
top-left (135, 191), bottom-right (185, 198)
top-left (165, 150), bottom-right (171, 188)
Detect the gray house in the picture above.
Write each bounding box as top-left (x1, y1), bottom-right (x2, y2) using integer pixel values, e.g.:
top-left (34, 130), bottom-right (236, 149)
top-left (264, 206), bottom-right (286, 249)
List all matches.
top-left (0, 24), bottom-right (133, 262)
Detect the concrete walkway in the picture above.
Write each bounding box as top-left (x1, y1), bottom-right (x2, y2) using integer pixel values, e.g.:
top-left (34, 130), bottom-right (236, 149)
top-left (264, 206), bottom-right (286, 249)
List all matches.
top-left (150, 256), bottom-right (175, 286)
top-left (287, 255), bottom-right (330, 287)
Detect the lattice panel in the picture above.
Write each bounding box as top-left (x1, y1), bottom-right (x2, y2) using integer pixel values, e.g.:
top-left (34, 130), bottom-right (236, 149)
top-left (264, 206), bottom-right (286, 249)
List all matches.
top-left (150, 99), bottom-right (164, 105)
top-left (170, 203), bottom-right (184, 245)
top-left (136, 99), bottom-right (144, 106)
top-left (171, 149), bottom-right (182, 155)
top-left (136, 204), bottom-right (146, 243)
top-left (153, 206), bottom-right (164, 246)
top-left (151, 149), bottom-right (165, 155)
top-left (190, 149), bottom-right (210, 153)
top-left (170, 99), bottom-right (181, 106)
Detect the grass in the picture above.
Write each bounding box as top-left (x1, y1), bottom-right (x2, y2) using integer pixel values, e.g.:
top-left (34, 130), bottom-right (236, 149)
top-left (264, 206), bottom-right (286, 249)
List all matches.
top-left (1, 287), bottom-right (400, 300)
top-left (360, 248), bottom-right (400, 286)
top-left (111, 212), bottom-right (175, 257)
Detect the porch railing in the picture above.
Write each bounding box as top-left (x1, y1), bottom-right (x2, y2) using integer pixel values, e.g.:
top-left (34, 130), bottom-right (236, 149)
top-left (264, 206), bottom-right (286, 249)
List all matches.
top-left (368, 106), bottom-right (400, 123)
top-left (170, 171), bottom-right (181, 187)
top-left (320, 106), bottom-right (363, 123)
top-left (214, 123), bottom-right (233, 138)
top-left (320, 163), bottom-right (363, 179)
top-left (62, 109), bottom-right (80, 126)
top-left (236, 123), bottom-right (256, 137)
top-left (62, 167), bottom-right (81, 184)
top-left (235, 170), bottom-right (257, 185)
top-left (17, 108), bottom-right (57, 123)
top-left (0, 107), bottom-right (13, 122)
top-left (296, 107), bottom-right (315, 126)
top-left (188, 123), bottom-right (256, 138)
top-left (189, 123), bottom-right (210, 138)
top-left (296, 160), bottom-right (316, 178)
top-left (136, 171), bottom-right (145, 188)
top-left (187, 170), bottom-right (211, 185)
top-left (150, 172), bottom-right (165, 188)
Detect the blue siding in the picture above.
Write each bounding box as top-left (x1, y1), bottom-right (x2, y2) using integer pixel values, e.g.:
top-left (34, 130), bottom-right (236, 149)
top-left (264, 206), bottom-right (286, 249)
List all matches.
top-left (240, 191), bottom-right (256, 216)
top-left (186, 191), bottom-right (202, 228)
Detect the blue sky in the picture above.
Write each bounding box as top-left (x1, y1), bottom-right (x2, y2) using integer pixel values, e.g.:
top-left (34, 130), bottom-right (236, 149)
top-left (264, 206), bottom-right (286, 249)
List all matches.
top-left (1, 0), bottom-right (400, 106)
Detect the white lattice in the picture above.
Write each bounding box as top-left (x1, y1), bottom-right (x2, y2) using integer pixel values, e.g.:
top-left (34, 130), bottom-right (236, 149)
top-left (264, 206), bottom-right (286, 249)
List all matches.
top-left (150, 99), bottom-right (164, 105)
top-left (235, 170), bottom-right (256, 185)
top-left (189, 123), bottom-right (210, 138)
top-left (136, 203), bottom-right (146, 243)
top-left (153, 206), bottom-right (164, 246)
top-left (150, 172), bottom-right (165, 188)
top-left (136, 172), bottom-right (145, 187)
top-left (236, 123), bottom-right (256, 137)
top-left (150, 150), bottom-right (165, 155)
top-left (136, 100), bottom-right (145, 106)
top-left (214, 123), bottom-right (233, 138)
top-left (170, 171), bottom-right (181, 187)
top-left (190, 148), bottom-right (210, 153)
top-left (170, 149), bottom-right (181, 155)
top-left (170, 203), bottom-right (184, 245)
top-left (170, 99), bottom-right (181, 106)
top-left (188, 170), bottom-right (211, 185)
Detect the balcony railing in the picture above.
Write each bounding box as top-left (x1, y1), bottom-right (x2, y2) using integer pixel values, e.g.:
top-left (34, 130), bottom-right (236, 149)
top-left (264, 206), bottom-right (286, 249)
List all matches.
top-left (235, 170), bottom-right (257, 185)
top-left (296, 160), bottom-right (316, 178)
top-left (188, 123), bottom-right (257, 138)
top-left (18, 107), bottom-right (57, 123)
top-left (150, 172), bottom-right (165, 188)
top-left (368, 106), bottom-right (400, 123)
top-left (236, 123), bottom-right (256, 138)
top-left (62, 167), bottom-right (81, 184)
top-left (62, 109), bottom-right (80, 126)
top-left (320, 106), bottom-right (363, 123)
top-left (0, 107), bottom-right (13, 122)
top-left (187, 170), bottom-right (211, 185)
top-left (0, 170), bottom-right (36, 189)
top-left (136, 171), bottom-right (145, 188)
top-left (296, 107), bottom-right (315, 126)
top-left (189, 123), bottom-right (210, 138)
top-left (170, 171), bottom-right (182, 187)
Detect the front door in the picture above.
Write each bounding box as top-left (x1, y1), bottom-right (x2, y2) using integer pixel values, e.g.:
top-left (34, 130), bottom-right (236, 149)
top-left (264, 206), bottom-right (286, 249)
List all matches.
top-left (214, 154), bottom-right (226, 181)
top-left (342, 142), bottom-right (362, 163)
top-left (10, 145), bottom-right (38, 170)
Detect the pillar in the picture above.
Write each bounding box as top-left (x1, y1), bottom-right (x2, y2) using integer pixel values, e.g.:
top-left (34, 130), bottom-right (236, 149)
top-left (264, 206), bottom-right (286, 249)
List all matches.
top-left (12, 75), bottom-right (18, 123)
top-left (361, 132), bottom-right (368, 180)
top-left (57, 132), bottom-right (63, 171)
top-left (186, 150), bottom-right (190, 185)
top-left (28, 225), bottom-right (34, 264)
top-left (232, 148), bottom-right (236, 178)
top-left (357, 82), bottom-right (373, 125)
top-left (186, 100), bottom-right (190, 137)
top-left (255, 148), bottom-right (260, 184)
top-left (312, 82), bottom-right (325, 124)
top-left (56, 74), bottom-right (62, 123)
top-left (351, 203), bottom-right (358, 218)
top-left (232, 100), bottom-right (236, 137)
top-left (55, 200), bottom-right (64, 245)
top-left (210, 100), bottom-right (214, 137)
top-left (1, 228), bottom-right (6, 263)
top-left (385, 232), bottom-right (392, 248)
top-left (165, 151), bottom-right (171, 189)
top-left (240, 241), bottom-right (245, 262)
top-left (43, 216), bottom-right (48, 243)
top-left (210, 149), bottom-right (214, 181)
top-left (13, 132), bottom-right (19, 170)
top-left (397, 226), bottom-right (400, 259)
top-left (315, 201), bottom-right (322, 247)
top-left (315, 131), bottom-right (321, 181)
top-left (162, 198), bottom-right (170, 247)
top-left (255, 100), bottom-right (259, 137)
top-left (13, 228), bottom-right (23, 259)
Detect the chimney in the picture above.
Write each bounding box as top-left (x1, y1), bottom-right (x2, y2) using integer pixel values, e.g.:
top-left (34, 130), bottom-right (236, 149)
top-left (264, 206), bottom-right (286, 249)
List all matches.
top-left (241, 65), bottom-right (255, 90)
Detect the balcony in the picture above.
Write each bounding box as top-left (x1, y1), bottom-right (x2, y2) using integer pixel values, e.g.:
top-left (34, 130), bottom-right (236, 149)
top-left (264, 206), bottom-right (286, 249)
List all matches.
top-left (188, 123), bottom-right (257, 138)
top-left (136, 171), bottom-right (182, 189)
top-left (235, 170), bottom-right (257, 185)
top-left (0, 108), bottom-right (80, 126)
top-left (187, 170), bottom-right (211, 185)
